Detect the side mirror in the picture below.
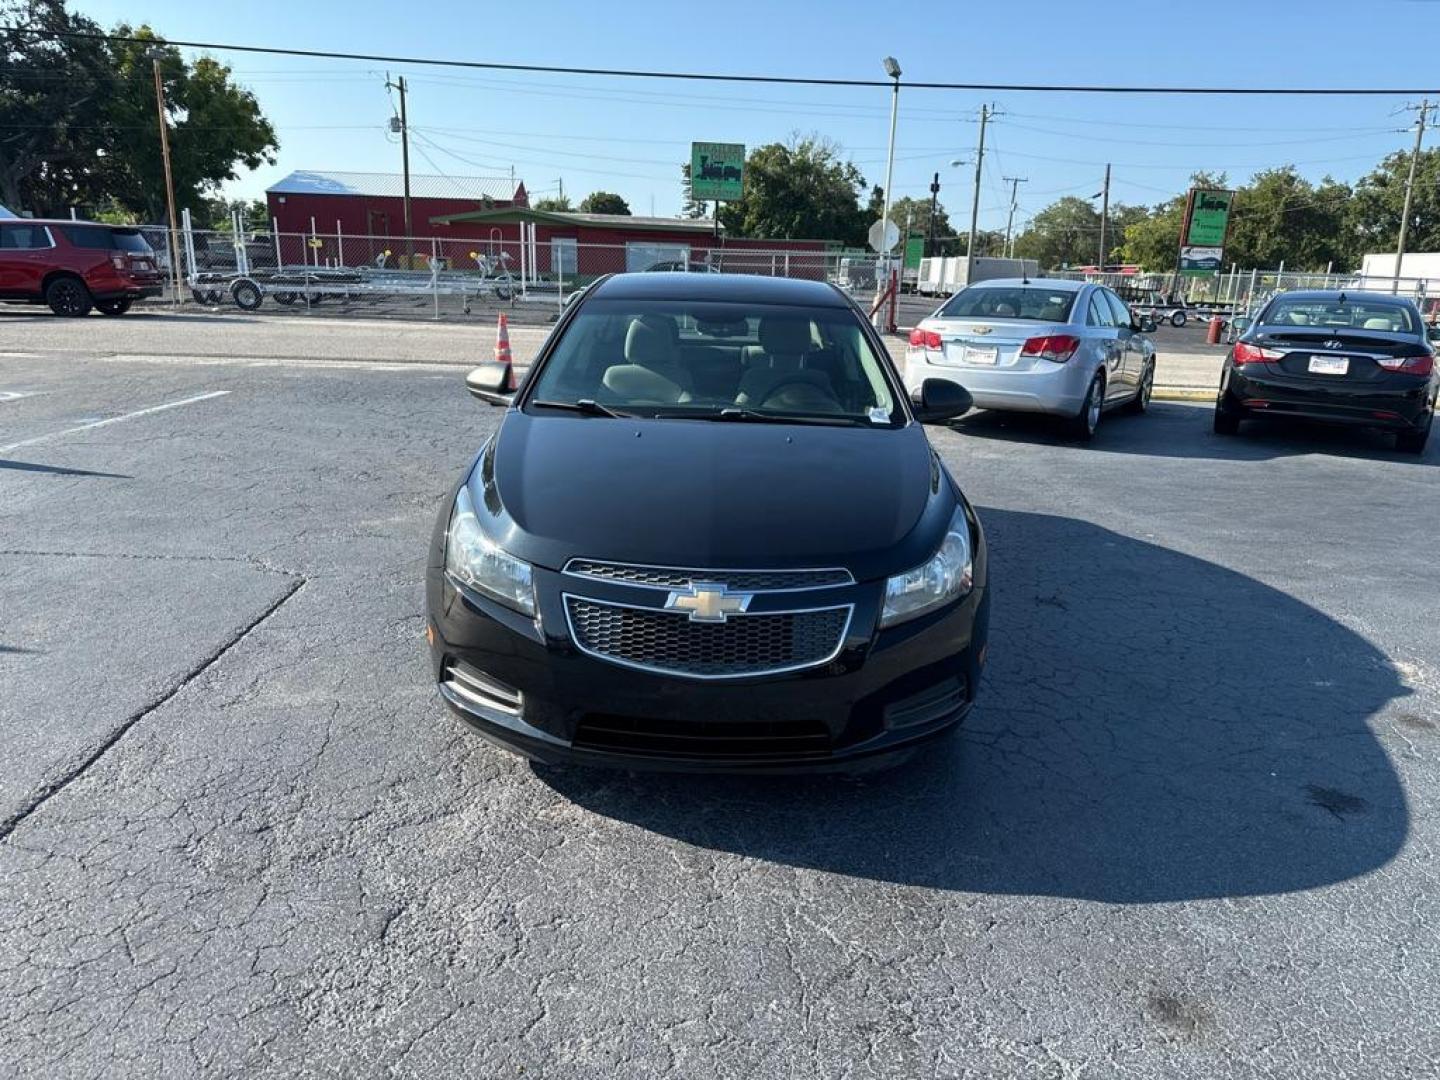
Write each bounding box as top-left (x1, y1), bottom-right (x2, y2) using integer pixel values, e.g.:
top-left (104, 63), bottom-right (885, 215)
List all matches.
top-left (1136, 316), bottom-right (1158, 334)
top-left (1231, 316), bottom-right (1252, 333)
top-left (466, 363), bottom-right (515, 407)
top-left (910, 378), bottom-right (973, 424)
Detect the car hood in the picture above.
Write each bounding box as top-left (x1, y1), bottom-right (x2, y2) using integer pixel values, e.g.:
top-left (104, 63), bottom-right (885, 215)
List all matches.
top-left (468, 411), bottom-right (955, 582)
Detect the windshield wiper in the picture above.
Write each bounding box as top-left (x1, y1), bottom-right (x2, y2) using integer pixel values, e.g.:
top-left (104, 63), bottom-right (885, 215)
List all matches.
top-left (530, 398), bottom-right (631, 418)
top-left (657, 406), bottom-right (867, 427)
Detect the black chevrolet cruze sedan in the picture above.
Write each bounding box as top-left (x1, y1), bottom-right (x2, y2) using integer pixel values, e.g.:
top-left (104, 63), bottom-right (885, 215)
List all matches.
top-left (425, 273), bottom-right (988, 772)
top-left (1215, 290), bottom-right (1436, 454)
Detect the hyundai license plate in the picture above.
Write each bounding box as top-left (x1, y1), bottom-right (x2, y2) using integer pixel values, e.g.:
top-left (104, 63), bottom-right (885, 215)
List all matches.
top-left (1308, 355), bottom-right (1349, 375)
top-left (964, 345), bottom-right (999, 365)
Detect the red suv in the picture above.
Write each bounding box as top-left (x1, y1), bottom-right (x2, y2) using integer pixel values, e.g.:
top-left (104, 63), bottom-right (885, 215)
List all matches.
top-left (0, 219), bottom-right (164, 316)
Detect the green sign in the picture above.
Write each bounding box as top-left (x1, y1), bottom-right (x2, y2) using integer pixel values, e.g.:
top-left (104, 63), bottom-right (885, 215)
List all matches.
top-left (691, 142), bottom-right (745, 202)
top-left (904, 234), bottom-right (924, 269)
top-left (1184, 188), bottom-right (1234, 248)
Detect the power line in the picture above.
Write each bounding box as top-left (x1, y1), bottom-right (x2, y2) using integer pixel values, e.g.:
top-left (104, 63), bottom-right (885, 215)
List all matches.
top-left (15, 28), bottom-right (1440, 95)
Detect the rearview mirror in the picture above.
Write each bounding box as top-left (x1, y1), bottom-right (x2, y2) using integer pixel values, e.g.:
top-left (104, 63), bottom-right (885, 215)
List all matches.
top-left (1231, 316), bottom-right (1251, 333)
top-left (910, 378), bottom-right (973, 424)
top-left (466, 363), bottom-right (515, 407)
top-left (1136, 316), bottom-right (1158, 334)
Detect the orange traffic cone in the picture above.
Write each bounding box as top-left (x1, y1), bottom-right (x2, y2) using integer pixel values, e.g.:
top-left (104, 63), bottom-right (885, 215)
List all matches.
top-left (493, 313), bottom-right (516, 390)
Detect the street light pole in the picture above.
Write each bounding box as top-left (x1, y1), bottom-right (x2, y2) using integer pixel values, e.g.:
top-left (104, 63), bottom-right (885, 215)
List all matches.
top-left (966, 104), bottom-right (989, 288)
top-left (875, 56), bottom-right (902, 331)
top-left (880, 57), bottom-right (902, 251)
top-left (149, 51), bottom-right (183, 306)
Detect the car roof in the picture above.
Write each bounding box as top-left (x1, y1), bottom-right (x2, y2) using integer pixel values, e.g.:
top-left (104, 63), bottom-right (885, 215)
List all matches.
top-left (962, 277), bottom-right (1087, 292)
top-left (590, 272), bottom-right (849, 307)
top-left (1268, 289), bottom-right (1417, 305)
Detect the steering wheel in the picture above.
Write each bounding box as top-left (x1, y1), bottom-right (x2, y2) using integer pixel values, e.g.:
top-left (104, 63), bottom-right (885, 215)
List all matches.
top-left (757, 374), bottom-right (842, 413)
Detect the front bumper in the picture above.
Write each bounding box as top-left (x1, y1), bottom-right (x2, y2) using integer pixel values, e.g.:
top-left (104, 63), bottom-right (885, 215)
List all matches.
top-left (426, 564), bottom-right (989, 774)
top-left (1221, 365), bottom-right (1435, 429)
top-left (905, 350), bottom-right (1094, 416)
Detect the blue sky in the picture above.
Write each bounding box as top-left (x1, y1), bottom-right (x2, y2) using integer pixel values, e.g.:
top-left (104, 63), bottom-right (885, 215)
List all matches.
top-left (76, 0), bottom-right (1440, 232)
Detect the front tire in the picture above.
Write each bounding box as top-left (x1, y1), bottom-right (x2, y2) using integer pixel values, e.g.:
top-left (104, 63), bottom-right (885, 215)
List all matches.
top-left (1126, 361), bottom-right (1155, 414)
top-left (1070, 371), bottom-right (1105, 441)
top-left (45, 276), bottom-right (93, 317)
top-left (96, 297), bottom-right (132, 316)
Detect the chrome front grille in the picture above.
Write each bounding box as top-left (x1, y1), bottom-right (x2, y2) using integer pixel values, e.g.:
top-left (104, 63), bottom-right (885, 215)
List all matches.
top-left (564, 596), bottom-right (851, 679)
top-left (563, 560), bottom-right (853, 592)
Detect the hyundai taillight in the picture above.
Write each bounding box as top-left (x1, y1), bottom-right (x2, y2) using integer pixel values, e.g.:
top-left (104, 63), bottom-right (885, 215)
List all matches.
top-left (1019, 334), bottom-right (1080, 363)
top-left (1232, 341), bottom-right (1282, 366)
top-left (908, 328), bottom-right (942, 350)
top-left (1374, 353), bottom-right (1434, 376)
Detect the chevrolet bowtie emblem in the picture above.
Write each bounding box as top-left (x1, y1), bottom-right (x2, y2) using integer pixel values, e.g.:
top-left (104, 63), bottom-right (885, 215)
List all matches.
top-left (666, 582), bottom-right (752, 623)
top-left (972, 325), bottom-right (993, 335)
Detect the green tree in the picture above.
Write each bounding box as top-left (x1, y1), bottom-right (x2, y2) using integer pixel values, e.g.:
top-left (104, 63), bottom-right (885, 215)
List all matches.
top-left (0, 0), bottom-right (117, 213)
top-left (881, 195), bottom-right (952, 246)
top-left (578, 191), bottom-right (630, 215)
top-left (1347, 148), bottom-right (1440, 267)
top-left (1225, 168), bottom-right (1351, 271)
top-left (1013, 197), bottom-right (1102, 269)
top-left (0, 3), bottom-right (276, 220)
top-left (533, 195), bottom-right (573, 212)
top-left (718, 136), bottom-right (868, 244)
top-left (101, 27), bottom-right (276, 223)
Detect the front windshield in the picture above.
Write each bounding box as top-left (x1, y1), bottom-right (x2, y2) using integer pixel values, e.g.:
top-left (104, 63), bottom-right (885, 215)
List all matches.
top-left (1263, 296), bottom-right (1417, 334)
top-left (527, 298), bottom-right (901, 425)
top-left (937, 285), bottom-right (1078, 322)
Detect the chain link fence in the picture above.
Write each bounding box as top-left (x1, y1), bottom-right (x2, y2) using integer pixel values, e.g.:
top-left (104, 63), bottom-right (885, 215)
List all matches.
top-left (154, 223), bottom-right (886, 325)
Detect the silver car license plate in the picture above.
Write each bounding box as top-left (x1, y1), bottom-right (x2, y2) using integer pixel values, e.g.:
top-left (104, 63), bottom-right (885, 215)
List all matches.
top-left (964, 345), bottom-right (999, 365)
top-left (1308, 355), bottom-right (1349, 375)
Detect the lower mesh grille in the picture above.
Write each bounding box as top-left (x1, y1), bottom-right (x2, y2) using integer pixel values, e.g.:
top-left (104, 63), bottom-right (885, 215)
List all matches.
top-left (565, 596), bottom-right (850, 678)
top-left (573, 714), bottom-right (832, 759)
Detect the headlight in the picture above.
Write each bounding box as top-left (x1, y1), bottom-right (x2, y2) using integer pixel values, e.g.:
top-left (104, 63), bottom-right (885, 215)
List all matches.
top-left (880, 505), bottom-right (974, 627)
top-left (445, 484), bottom-right (536, 617)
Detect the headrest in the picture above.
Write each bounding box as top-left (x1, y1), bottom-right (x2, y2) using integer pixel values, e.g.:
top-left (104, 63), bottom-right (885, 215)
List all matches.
top-left (1286, 312), bottom-right (1310, 325)
top-left (602, 364), bottom-right (684, 403)
top-left (625, 316), bottom-right (678, 367)
top-left (1362, 317), bottom-right (1397, 331)
top-left (1039, 302), bottom-right (1067, 321)
top-left (758, 316), bottom-right (813, 357)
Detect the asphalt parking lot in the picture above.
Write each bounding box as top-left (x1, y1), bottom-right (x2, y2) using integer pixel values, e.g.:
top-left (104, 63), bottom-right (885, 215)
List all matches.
top-left (1, 321), bottom-right (1437, 1077)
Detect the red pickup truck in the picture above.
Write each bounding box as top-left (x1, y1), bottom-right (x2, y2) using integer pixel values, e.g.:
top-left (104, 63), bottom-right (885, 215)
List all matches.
top-left (0, 219), bottom-right (164, 316)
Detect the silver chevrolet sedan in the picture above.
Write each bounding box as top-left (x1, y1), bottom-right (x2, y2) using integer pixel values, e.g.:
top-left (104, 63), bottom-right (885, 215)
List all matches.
top-left (904, 278), bottom-right (1157, 439)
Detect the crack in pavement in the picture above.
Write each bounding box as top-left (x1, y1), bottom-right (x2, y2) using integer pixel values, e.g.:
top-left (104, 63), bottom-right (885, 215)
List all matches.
top-left (0, 574), bottom-right (307, 844)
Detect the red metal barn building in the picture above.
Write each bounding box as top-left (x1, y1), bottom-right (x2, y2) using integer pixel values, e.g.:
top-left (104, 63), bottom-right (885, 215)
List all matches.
top-left (265, 170), bottom-right (831, 277)
top-left (265, 170), bottom-right (529, 241)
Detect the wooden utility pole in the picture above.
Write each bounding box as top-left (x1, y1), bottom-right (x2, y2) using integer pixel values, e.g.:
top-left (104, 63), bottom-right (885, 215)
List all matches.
top-left (386, 74), bottom-right (413, 264)
top-left (1003, 176), bottom-right (1027, 258)
top-left (1097, 163), bottom-right (1112, 273)
top-left (965, 105), bottom-right (989, 287)
top-left (1394, 100), bottom-right (1430, 294)
top-left (150, 53), bottom-right (183, 305)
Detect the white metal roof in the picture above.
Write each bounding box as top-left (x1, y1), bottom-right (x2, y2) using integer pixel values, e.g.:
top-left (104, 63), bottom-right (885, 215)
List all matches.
top-left (267, 170), bottom-right (522, 202)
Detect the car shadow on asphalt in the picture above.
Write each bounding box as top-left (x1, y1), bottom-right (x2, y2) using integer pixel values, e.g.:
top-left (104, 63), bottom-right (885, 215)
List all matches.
top-left (948, 403), bottom-right (1435, 465)
top-left (0, 459), bottom-right (130, 478)
top-left (536, 508), bottom-right (1412, 903)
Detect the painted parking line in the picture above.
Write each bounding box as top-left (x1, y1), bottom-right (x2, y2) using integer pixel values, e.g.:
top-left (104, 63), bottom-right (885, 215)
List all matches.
top-left (0, 391), bottom-right (42, 403)
top-left (0, 391), bottom-right (231, 454)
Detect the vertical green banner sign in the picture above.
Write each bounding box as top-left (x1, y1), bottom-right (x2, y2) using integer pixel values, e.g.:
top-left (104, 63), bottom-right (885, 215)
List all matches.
top-left (1179, 188), bottom-right (1233, 276)
top-left (690, 143), bottom-right (745, 202)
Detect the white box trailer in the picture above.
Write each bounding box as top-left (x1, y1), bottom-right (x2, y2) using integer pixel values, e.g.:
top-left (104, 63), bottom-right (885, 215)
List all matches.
top-left (1359, 252), bottom-right (1440, 291)
top-left (916, 256), bottom-right (1040, 296)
